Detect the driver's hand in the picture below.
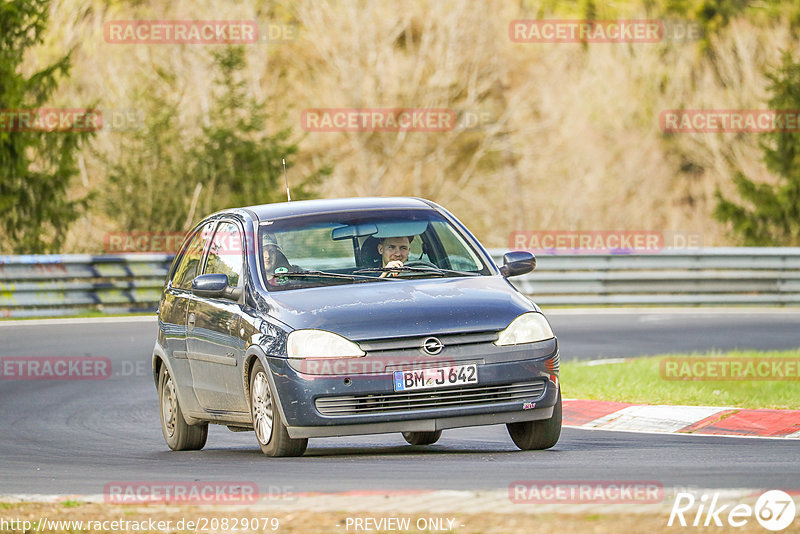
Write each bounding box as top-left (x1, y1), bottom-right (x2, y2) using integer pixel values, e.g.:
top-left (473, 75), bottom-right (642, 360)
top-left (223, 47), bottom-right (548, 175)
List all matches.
top-left (380, 260), bottom-right (404, 278)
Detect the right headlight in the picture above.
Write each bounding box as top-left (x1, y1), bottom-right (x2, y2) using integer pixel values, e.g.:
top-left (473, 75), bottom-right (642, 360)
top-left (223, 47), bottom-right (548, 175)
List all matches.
top-left (286, 329), bottom-right (365, 359)
top-left (494, 312), bottom-right (555, 346)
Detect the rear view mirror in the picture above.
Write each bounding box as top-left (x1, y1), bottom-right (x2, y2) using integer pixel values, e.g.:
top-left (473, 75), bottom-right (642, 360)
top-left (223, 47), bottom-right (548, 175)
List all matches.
top-left (500, 251), bottom-right (536, 277)
top-left (191, 273), bottom-right (242, 300)
top-left (332, 223), bottom-right (379, 240)
top-left (373, 220), bottom-right (430, 238)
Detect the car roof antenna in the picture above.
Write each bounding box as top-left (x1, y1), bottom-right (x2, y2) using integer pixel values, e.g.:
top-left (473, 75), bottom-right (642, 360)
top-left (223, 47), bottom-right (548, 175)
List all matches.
top-left (282, 158), bottom-right (292, 202)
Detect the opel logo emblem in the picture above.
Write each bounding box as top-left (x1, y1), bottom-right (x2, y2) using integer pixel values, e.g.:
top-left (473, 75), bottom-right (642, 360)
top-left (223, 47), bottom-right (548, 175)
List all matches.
top-left (422, 337), bottom-right (444, 355)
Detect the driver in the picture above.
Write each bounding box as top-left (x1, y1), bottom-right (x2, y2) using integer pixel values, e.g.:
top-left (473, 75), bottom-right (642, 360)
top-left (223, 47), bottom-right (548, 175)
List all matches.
top-left (377, 236), bottom-right (412, 278)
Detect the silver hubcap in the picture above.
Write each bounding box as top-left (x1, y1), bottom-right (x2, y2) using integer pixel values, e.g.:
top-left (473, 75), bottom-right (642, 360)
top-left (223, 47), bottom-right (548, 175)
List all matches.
top-left (162, 373), bottom-right (177, 437)
top-left (252, 371), bottom-right (274, 445)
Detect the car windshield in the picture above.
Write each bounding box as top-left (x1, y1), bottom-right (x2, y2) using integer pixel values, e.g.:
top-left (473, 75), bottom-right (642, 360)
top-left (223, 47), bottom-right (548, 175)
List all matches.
top-left (258, 209), bottom-right (490, 291)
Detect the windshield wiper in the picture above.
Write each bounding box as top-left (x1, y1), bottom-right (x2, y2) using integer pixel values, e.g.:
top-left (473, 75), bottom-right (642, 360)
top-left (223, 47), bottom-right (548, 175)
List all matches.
top-left (352, 266), bottom-right (479, 276)
top-left (276, 270), bottom-right (387, 281)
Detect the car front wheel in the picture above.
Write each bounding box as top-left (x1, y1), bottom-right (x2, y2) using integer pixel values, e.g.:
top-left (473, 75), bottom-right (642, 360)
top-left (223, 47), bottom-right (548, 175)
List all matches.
top-left (506, 390), bottom-right (562, 450)
top-left (158, 366), bottom-right (208, 451)
top-left (250, 360), bottom-right (308, 457)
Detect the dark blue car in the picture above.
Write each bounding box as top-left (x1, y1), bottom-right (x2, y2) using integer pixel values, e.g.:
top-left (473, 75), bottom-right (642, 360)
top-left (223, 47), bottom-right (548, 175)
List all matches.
top-left (153, 197), bottom-right (560, 456)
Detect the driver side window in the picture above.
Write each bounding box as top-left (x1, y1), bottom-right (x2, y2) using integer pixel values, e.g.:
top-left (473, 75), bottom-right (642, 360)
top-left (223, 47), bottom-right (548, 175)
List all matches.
top-left (172, 222), bottom-right (215, 290)
top-left (204, 221), bottom-right (244, 287)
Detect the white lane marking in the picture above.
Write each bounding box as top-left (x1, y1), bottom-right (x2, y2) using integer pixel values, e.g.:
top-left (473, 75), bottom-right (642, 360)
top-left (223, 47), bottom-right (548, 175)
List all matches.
top-left (583, 405), bottom-right (729, 433)
top-left (637, 315), bottom-right (678, 323)
top-left (0, 316), bottom-right (157, 327)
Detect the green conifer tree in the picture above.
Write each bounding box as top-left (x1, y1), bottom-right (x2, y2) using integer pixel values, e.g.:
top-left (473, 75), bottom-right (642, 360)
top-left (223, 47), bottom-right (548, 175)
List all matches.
top-left (193, 47), bottom-right (330, 213)
top-left (714, 51), bottom-right (800, 245)
top-left (0, 0), bottom-right (92, 253)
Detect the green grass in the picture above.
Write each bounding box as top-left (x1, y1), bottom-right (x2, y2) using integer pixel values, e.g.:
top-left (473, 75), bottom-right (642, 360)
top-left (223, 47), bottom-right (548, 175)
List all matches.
top-left (561, 349), bottom-right (800, 409)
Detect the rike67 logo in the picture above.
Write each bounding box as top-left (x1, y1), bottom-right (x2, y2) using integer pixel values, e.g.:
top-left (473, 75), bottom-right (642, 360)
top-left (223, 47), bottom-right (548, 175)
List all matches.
top-left (668, 490), bottom-right (796, 531)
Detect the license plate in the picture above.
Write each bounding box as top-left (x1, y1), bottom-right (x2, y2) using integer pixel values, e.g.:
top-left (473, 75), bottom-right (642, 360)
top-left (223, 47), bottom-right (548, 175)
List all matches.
top-left (393, 364), bottom-right (478, 392)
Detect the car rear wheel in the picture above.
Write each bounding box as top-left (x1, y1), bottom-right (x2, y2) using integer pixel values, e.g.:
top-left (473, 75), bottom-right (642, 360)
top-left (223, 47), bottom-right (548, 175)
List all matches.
top-left (506, 390), bottom-right (562, 450)
top-left (250, 360), bottom-right (308, 457)
top-left (158, 366), bottom-right (208, 451)
top-left (402, 430), bottom-right (442, 445)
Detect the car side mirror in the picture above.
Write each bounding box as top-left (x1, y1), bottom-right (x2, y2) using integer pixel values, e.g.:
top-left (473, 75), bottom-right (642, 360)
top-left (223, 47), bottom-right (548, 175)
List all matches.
top-left (500, 251), bottom-right (536, 278)
top-left (191, 273), bottom-right (242, 300)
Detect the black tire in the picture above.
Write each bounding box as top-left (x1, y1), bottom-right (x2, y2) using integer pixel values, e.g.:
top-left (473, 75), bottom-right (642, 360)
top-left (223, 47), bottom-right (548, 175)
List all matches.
top-left (507, 390), bottom-right (562, 450)
top-left (250, 360), bottom-right (308, 457)
top-left (158, 366), bottom-right (208, 451)
top-left (402, 430), bottom-right (442, 446)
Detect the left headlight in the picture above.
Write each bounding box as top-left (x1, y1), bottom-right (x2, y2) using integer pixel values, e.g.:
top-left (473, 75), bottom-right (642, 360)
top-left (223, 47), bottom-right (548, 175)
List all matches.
top-left (286, 329), bottom-right (365, 358)
top-left (494, 312), bottom-right (555, 346)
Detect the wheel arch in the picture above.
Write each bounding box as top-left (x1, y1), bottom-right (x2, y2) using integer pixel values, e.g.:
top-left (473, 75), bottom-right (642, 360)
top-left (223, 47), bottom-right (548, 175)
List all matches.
top-left (152, 342), bottom-right (203, 426)
top-left (244, 345), bottom-right (291, 426)
top-left (151, 341), bottom-right (168, 389)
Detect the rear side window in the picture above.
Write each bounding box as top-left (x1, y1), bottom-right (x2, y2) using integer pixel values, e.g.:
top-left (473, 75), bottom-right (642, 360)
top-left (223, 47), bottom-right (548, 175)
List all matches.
top-left (204, 221), bottom-right (244, 287)
top-left (172, 222), bottom-right (215, 289)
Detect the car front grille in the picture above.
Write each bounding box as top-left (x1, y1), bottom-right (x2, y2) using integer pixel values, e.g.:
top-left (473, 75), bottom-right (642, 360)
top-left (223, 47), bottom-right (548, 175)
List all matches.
top-left (314, 380), bottom-right (547, 416)
top-left (356, 330), bottom-right (499, 352)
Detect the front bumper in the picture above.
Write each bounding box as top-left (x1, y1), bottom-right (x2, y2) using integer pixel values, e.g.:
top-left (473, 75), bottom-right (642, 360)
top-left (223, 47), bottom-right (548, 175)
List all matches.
top-left (265, 338), bottom-right (560, 439)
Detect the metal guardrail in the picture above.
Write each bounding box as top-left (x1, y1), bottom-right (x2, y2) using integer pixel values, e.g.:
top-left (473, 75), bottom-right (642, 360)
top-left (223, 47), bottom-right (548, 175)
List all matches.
top-left (500, 248), bottom-right (800, 306)
top-left (1, 248), bottom-right (799, 317)
top-left (0, 254), bottom-right (172, 317)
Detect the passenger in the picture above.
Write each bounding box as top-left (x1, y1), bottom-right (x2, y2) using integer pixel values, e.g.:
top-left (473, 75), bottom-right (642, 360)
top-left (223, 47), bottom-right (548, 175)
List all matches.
top-left (377, 236), bottom-right (412, 278)
top-left (262, 234), bottom-right (292, 286)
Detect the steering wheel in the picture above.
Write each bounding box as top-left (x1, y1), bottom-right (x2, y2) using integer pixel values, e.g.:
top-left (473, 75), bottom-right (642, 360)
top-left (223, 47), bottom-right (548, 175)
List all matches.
top-left (403, 259), bottom-right (439, 269)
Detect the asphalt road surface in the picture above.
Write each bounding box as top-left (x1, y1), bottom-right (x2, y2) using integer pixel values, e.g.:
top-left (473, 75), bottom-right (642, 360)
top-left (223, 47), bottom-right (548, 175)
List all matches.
top-left (1, 310), bottom-right (798, 496)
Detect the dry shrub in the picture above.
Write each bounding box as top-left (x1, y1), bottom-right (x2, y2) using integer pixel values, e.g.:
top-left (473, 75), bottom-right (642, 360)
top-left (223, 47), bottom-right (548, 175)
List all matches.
top-left (24, 0), bottom-right (800, 250)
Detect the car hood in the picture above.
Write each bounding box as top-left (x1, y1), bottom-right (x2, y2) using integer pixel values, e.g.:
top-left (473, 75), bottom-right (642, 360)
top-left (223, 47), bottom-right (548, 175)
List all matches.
top-left (266, 276), bottom-right (535, 340)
